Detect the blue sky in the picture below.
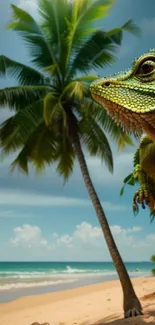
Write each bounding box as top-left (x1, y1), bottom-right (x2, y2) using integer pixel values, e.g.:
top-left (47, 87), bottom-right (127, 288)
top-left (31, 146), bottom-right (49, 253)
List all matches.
top-left (0, 0), bottom-right (155, 262)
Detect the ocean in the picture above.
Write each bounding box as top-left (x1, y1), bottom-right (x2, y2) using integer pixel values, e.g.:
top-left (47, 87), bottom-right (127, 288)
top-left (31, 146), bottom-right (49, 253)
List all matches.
top-left (0, 261), bottom-right (153, 302)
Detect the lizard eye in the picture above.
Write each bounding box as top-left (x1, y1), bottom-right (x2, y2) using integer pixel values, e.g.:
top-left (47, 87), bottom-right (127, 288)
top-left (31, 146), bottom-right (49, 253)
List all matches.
top-left (136, 61), bottom-right (155, 75)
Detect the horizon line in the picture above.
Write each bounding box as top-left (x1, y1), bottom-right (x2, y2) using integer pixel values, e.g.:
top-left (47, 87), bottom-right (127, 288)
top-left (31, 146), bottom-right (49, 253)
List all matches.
top-left (0, 260), bottom-right (151, 263)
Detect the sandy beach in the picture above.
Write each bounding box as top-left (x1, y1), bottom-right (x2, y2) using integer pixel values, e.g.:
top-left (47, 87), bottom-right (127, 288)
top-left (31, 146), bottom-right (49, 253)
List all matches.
top-left (0, 277), bottom-right (155, 325)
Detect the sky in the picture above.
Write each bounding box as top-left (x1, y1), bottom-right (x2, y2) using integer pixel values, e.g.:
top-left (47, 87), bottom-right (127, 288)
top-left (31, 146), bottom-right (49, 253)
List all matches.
top-left (0, 0), bottom-right (155, 262)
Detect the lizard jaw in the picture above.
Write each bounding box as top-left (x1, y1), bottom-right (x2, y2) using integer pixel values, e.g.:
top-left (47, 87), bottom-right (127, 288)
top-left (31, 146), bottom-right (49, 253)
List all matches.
top-left (92, 93), bottom-right (144, 135)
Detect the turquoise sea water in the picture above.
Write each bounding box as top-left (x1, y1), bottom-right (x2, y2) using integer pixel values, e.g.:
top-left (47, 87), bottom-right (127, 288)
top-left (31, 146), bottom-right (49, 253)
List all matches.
top-left (0, 261), bottom-right (152, 293)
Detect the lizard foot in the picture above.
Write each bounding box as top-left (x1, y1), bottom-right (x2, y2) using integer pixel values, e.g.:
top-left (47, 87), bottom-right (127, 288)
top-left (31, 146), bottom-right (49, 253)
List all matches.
top-left (132, 184), bottom-right (152, 214)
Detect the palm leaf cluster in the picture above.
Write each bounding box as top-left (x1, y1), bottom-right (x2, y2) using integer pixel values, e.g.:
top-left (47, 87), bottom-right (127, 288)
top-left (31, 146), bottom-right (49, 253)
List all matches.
top-left (0, 0), bottom-right (139, 178)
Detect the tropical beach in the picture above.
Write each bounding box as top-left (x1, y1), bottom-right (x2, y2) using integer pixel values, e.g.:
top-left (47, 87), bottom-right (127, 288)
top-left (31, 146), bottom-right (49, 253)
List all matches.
top-left (1, 276), bottom-right (155, 325)
top-left (0, 262), bottom-right (155, 325)
top-left (1, 0), bottom-right (155, 324)
top-left (0, 261), bottom-right (152, 302)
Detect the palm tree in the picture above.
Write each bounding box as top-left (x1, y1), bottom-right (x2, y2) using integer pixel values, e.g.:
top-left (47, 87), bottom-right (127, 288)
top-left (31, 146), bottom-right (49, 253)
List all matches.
top-left (0, 0), bottom-right (142, 317)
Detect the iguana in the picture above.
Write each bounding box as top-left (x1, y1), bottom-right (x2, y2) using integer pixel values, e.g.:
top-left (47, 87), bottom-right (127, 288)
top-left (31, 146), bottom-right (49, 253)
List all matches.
top-left (90, 49), bottom-right (155, 219)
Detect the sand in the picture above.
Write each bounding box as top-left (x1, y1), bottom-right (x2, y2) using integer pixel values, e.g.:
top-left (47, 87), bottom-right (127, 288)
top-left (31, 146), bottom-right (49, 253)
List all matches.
top-left (0, 277), bottom-right (155, 325)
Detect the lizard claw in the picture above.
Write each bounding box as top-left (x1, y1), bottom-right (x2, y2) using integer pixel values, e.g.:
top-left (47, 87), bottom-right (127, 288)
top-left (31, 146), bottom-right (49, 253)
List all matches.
top-left (133, 185), bottom-right (150, 212)
top-left (133, 184), bottom-right (155, 215)
top-left (132, 201), bottom-right (139, 216)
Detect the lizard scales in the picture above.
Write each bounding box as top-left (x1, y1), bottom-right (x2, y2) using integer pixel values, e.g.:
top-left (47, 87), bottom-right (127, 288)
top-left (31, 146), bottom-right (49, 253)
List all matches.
top-left (90, 49), bottom-right (155, 139)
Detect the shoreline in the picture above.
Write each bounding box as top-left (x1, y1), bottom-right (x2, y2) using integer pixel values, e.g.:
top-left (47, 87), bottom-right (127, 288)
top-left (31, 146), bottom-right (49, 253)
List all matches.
top-left (0, 261), bottom-right (152, 303)
top-left (0, 276), bottom-right (155, 325)
top-left (0, 278), bottom-right (120, 310)
top-left (0, 272), bottom-right (150, 303)
top-left (0, 273), bottom-right (119, 303)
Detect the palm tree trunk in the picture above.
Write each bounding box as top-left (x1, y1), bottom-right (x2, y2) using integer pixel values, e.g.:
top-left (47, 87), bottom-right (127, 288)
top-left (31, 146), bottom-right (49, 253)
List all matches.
top-left (72, 131), bottom-right (142, 318)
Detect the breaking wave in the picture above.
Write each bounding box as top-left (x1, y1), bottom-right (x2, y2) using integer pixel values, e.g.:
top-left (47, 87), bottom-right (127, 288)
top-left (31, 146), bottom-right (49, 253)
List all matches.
top-left (0, 264), bottom-right (150, 291)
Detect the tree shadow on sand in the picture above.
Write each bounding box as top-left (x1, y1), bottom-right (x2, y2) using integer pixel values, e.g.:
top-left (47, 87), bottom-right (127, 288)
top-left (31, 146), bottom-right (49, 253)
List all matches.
top-left (91, 312), bottom-right (155, 325)
top-left (91, 293), bottom-right (155, 325)
top-left (30, 294), bottom-right (155, 325)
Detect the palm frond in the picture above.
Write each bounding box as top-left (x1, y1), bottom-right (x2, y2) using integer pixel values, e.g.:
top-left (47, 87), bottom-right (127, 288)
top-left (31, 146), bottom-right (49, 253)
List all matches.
top-left (7, 4), bottom-right (59, 75)
top-left (62, 80), bottom-right (88, 102)
top-left (38, 0), bottom-right (69, 67)
top-left (0, 55), bottom-right (45, 85)
top-left (10, 123), bottom-right (57, 174)
top-left (43, 92), bottom-right (59, 125)
top-left (0, 85), bottom-right (49, 110)
top-left (68, 31), bottom-right (116, 78)
top-left (0, 99), bottom-right (43, 152)
top-left (0, 117), bottom-right (23, 153)
top-left (71, 0), bottom-right (113, 45)
top-left (104, 28), bottom-right (123, 45)
top-left (68, 81), bottom-right (87, 101)
top-left (105, 20), bottom-right (141, 46)
top-left (10, 146), bottom-right (29, 174)
top-left (70, 18), bottom-right (141, 78)
top-left (44, 63), bottom-right (59, 76)
top-left (117, 134), bottom-right (134, 151)
top-left (30, 125), bottom-right (58, 172)
top-left (122, 19), bottom-right (141, 36)
top-left (39, 0), bottom-right (64, 47)
top-left (55, 136), bottom-right (75, 180)
top-left (60, 0), bottom-right (113, 78)
top-left (43, 95), bottom-right (68, 137)
top-left (73, 75), bottom-right (99, 83)
top-left (79, 116), bottom-right (113, 172)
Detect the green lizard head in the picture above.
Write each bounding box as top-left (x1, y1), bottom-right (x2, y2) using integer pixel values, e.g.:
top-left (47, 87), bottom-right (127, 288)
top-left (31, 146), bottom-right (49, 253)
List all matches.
top-left (90, 49), bottom-right (155, 138)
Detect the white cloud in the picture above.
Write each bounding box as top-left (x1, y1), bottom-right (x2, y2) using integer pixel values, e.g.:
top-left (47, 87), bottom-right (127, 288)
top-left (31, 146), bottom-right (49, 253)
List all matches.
top-left (52, 222), bottom-right (143, 256)
top-left (111, 225), bottom-right (142, 235)
top-left (9, 222), bottom-right (136, 251)
top-left (5, 221), bottom-right (155, 261)
top-left (132, 226), bottom-right (142, 232)
top-left (10, 224), bottom-right (48, 248)
top-left (74, 222), bottom-right (102, 240)
top-left (56, 235), bottom-right (73, 248)
top-left (52, 222), bottom-right (155, 261)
